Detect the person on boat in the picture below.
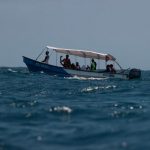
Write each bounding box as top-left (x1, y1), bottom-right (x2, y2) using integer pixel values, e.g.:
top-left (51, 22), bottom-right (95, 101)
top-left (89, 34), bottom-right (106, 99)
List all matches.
top-left (60, 55), bottom-right (71, 68)
top-left (86, 65), bottom-right (90, 71)
top-left (105, 64), bottom-right (111, 72)
top-left (41, 51), bottom-right (49, 64)
top-left (110, 64), bottom-right (116, 73)
top-left (71, 63), bottom-right (76, 70)
top-left (75, 62), bottom-right (80, 70)
top-left (90, 58), bottom-right (97, 71)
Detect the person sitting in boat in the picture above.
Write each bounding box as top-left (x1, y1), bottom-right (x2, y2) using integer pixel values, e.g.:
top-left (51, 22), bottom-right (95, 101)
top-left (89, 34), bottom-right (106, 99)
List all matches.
top-left (90, 58), bottom-right (97, 71)
top-left (75, 62), bottom-right (80, 70)
top-left (86, 65), bottom-right (90, 71)
top-left (41, 51), bottom-right (49, 64)
top-left (105, 64), bottom-right (111, 72)
top-left (71, 63), bottom-right (76, 70)
top-left (110, 64), bottom-right (116, 73)
top-left (60, 55), bottom-right (71, 68)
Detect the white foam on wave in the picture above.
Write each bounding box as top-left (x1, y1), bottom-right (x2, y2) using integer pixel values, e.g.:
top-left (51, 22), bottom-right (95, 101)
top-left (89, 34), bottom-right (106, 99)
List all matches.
top-left (49, 106), bottom-right (72, 113)
top-left (65, 75), bottom-right (107, 81)
top-left (81, 85), bottom-right (116, 92)
top-left (8, 68), bottom-right (17, 73)
top-left (105, 85), bottom-right (116, 89)
top-left (81, 86), bottom-right (99, 92)
top-left (88, 77), bottom-right (108, 80)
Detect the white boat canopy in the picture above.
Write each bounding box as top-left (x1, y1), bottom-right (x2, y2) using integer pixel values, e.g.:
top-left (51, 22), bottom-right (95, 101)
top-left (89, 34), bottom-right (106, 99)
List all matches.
top-left (46, 46), bottom-right (116, 61)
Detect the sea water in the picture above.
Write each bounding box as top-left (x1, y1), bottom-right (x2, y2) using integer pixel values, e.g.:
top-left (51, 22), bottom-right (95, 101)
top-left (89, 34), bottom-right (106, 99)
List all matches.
top-left (0, 67), bottom-right (150, 150)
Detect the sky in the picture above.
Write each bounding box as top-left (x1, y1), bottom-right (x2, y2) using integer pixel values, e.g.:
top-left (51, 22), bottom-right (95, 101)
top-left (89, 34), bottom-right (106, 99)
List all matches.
top-left (0, 0), bottom-right (150, 70)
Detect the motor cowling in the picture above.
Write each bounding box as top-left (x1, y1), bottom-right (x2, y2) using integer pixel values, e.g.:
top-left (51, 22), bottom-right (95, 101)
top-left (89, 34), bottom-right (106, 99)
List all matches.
top-left (129, 69), bottom-right (141, 79)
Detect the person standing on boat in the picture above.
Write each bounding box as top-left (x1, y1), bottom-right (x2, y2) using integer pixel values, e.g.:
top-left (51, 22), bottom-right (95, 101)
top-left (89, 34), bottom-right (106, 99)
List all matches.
top-left (60, 55), bottom-right (71, 68)
top-left (90, 58), bottom-right (97, 71)
top-left (41, 51), bottom-right (49, 64)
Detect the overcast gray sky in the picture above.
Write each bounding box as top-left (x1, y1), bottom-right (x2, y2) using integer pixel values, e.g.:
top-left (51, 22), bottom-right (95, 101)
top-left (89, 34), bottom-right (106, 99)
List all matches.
top-left (0, 0), bottom-right (150, 70)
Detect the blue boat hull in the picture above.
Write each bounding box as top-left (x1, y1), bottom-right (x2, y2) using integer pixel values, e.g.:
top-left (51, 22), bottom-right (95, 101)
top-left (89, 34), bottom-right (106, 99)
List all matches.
top-left (23, 56), bottom-right (71, 77)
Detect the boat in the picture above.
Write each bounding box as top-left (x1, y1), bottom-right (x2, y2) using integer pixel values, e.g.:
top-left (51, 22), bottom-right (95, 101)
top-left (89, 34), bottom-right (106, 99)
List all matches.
top-left (23, 46), bottom-right (141, 79)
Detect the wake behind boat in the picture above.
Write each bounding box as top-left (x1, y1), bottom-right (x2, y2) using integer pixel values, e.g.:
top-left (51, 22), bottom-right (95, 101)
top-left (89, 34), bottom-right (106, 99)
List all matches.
top-left (23, 46), bottom-right (141, 80)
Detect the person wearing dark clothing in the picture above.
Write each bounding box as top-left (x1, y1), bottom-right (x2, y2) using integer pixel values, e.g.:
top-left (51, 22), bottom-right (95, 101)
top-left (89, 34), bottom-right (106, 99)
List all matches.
top-left (71, 63), bottom-right (76, 69)
top-left (106, 64), bottom-right (111, 72)
top-left (110, 64), bottom-right (116, 73)
top-left (42, 51), bottom-right (49, 64)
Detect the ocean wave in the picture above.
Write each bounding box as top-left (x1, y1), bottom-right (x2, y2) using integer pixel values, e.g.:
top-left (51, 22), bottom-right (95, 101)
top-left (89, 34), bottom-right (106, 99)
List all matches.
top-left (65, 75), bottom-right (107, 81)
top-left (40, 71), bottom-right (44, 74)
top-left (81, 85), bottom-right (117, 92)
top-left (0, 67), bottom-right (29, 75)
top-left (49, 106), bottom-right (72, 114)
top-left (110, 102), bottom-right (144, 119)
top-left (8, 68), bottom-right (18, 73)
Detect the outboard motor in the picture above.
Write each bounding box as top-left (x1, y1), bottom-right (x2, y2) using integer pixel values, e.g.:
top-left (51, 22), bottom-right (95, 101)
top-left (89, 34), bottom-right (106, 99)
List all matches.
top-left (129, 69), bottom-right (141, 79)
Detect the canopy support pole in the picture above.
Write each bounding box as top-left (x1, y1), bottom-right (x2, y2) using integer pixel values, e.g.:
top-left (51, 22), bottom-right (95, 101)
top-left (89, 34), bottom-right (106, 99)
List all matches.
top-left (36, 47), bottom-right (47, 61)
top-left (98, 60), bottom-right (100, 70)
top-left (115, 61), bottom-right (123, 70)
top-left (56, 52), bottom-right (58, 66)
top-left (84, 57), bottom-right (86, 67)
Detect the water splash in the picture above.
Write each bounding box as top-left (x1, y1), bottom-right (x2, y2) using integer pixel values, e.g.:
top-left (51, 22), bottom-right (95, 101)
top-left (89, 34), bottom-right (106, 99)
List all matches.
top-left (65, 75), bottom-right (107, 81)
top-left (81, 85), bottom-right (117, 92)
top-left (8, 68), bottom-right (17, 73)
top-left (49, 106), bottom-right (72, 114)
